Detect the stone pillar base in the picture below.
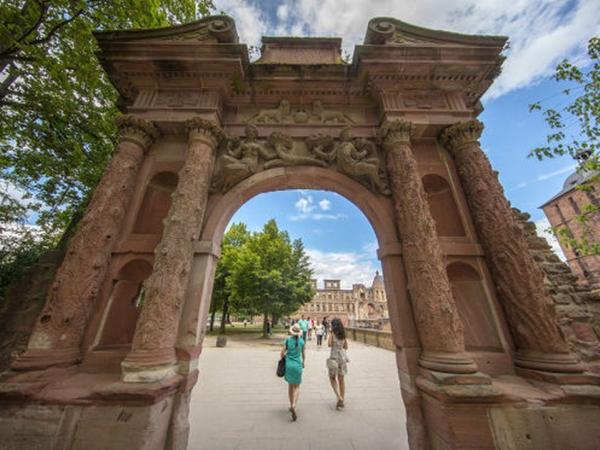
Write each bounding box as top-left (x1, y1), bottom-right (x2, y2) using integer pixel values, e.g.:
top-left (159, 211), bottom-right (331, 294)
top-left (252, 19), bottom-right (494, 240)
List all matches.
top-left (515, 367), bottom-right (600, 386)
top-left (121, 348), bottom-right (178, 383)
top-left (419, 351), bottom-right (478, 374)
top-left (11, 347), bottom-right (80, 371)
top-left (514, 350), bottom-right (584, 373)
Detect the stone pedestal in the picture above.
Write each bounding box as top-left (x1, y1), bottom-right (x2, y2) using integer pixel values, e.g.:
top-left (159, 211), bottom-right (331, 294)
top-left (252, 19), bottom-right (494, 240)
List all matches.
top-left (380, 120), bottom-right (478, 375)
top-left (121, 119), bottom-right (223, 383)
top-left (440, 120), bottom-right (584, 376)
top-left (12, 116), bottom-right (158, 371)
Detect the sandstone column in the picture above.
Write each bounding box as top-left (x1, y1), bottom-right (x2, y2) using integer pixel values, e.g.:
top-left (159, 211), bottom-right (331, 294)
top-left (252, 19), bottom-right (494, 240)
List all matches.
top-left (380, 119), bottom-right (478, 374)
top-left (440, 120), bottom-right (582, 373)
top-left (13, 116), bottom-right (158, 370)
top-left (121, 118), bottom-right (223, 382)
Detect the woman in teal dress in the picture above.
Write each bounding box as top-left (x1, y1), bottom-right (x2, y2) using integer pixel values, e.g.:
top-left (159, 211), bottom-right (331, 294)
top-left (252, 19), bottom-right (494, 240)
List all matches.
top-left (280, 324), bottom-right (305, 421)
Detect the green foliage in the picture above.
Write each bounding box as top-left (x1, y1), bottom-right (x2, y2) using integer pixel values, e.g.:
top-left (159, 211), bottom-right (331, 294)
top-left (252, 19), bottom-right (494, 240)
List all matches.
top-left (211, 222), bottom-right (251, 319)
top-left (211, 220), bottom-right (315, 334)
top-left (529, 36), bottom-right (600, 256)
top-left (0, 226), bottom-right (52, 297)
top-left (0, 0), bottom-right (214, 236)
top-left (529, 36), bottom-right (599, 162)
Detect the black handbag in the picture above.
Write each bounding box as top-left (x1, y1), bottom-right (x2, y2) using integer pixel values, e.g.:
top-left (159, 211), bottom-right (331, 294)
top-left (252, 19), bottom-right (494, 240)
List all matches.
top-left (277, 341), bottom-right (287, 377)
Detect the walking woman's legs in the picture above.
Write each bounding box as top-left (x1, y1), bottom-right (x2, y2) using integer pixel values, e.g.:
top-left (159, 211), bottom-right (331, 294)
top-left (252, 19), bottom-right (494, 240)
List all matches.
top-left (293, 384), bottom-right (300, 408)
top-left (338, 374), bottom-right (345, 403)
top-left (289, 384), bottom-right (299, 421)
top-left (329, 375), bottom-right (341, 401)
top-left (288, 384), bottom-right (294, 408)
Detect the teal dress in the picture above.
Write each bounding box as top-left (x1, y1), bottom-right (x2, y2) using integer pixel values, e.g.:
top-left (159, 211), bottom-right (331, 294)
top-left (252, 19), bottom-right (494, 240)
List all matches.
top-left (284, 336), bottom-right (304, 385)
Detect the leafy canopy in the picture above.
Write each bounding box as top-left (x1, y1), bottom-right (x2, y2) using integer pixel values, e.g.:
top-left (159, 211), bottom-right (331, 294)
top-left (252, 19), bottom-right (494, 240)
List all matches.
top-left (212, 220), bottom-right (315, 326)
top-left (0, 0), bottom-right (214, 236)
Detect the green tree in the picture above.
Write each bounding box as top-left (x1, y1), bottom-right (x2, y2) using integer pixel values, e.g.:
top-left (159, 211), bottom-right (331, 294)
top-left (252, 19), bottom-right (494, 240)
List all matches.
top-left (210, 222), bottom-right (250, 333)
top-left (0, 0), bottom-right (214, 236)
top-left (227, 220), bottom-right (315, 337)
top-left (529, 36), bottom-right (600, 255)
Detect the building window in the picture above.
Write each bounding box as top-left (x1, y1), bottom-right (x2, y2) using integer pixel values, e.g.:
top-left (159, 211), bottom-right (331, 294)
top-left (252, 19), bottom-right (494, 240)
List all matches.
top-left (568, 196), bottom-right (580, 215)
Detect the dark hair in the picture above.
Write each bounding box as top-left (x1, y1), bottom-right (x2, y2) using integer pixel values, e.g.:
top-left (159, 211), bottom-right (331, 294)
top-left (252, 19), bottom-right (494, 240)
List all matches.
top-left (331, 318), bottom-right (345, 340)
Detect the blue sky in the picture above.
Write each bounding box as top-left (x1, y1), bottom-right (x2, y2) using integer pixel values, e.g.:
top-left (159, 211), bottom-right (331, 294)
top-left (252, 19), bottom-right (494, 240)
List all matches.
top-left (220, 0), bottom-right (600, 287)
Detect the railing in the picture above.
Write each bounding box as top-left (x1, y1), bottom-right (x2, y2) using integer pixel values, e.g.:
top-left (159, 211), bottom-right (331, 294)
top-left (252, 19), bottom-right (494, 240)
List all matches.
top-left (346, 327), bottom-right (394, 351)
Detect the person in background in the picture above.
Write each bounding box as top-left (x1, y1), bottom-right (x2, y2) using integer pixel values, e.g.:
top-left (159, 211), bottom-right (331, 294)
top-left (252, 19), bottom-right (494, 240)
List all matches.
top-left (322, 316), bottom-right (329, 339)
top-left (307, 316), bottom-right (313, 340)
top-left (327, 318), bottom-right (348, 410)
top-left (266, 318), bottom-right (272, 335)
top-left (315, 321), bottom-right (325, 348)
top-left (281, 324), bottom-right (305, 421)
top-left (298, 315), bottom-right (308, 341)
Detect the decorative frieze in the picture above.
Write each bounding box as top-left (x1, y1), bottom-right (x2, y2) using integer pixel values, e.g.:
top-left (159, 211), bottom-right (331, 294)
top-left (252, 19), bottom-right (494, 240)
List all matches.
top-left (210, 126), bottom-right (390, 195)
top-left (249, 99), bottom-right (353, 125)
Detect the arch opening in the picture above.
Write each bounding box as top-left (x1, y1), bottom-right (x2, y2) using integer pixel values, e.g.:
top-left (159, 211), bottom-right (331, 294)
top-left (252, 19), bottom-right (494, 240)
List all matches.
top-left (187, 171), bottom-right (413, 449)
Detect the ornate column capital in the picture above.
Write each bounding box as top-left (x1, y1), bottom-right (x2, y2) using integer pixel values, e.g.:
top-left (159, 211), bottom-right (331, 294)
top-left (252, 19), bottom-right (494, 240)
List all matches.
top-left (439, 119), bottom-right (484, 151)
top-left (186, 117), bottom-right (224, 147)
top-left (379, 119), bottom-right (415, 149)
top-left (116, 115), bottom-right (160, 150)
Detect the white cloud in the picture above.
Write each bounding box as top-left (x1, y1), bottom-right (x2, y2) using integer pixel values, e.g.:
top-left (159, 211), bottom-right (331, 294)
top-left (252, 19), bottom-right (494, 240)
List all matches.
top-left (536, 164), bottom-right (577, 181)
top-left (362, 240), bottom-right (378, 254)
top-left (289, 212), bottom-right (347, 221)
top-left (318, 199), bottom-right (331, 211)
top-left (291, 195), bottom-right (345, 220)
top-left (294, 195), bottom-right (315, 213)
top-left (213, 0), bottom-right (268, 47)
top-left (307, 248), bottom-right (380, 288)
top-left (276, 4), bottom-right (289, 21)
top-left (535, 217), bottom-right (566, 261)
top-left (223, 0), bottom-right (600, 98)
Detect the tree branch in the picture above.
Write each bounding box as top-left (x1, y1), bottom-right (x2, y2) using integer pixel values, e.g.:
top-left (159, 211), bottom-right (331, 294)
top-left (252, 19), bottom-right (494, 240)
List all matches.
top-left (0, 1), bottom-right (49, 61)
top-left (28, 8), bottom-right (86, 47)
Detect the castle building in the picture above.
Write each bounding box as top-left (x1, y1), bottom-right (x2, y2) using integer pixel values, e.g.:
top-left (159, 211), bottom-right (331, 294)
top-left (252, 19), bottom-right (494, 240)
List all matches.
top-left (294, 271), bottom-right (388, 325)
top-left (541, 157), bottom-right (600, 288)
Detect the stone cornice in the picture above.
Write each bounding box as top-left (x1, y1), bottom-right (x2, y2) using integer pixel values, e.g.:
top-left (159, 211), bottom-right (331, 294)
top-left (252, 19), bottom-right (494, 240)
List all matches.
top-left (439, 120), bottom-right (484, 151)
top-left (186, 117), bottom-right (224, 147)
top-left (116, 115), bottom-right (160, 150)
top-left (94, 15), bottom-right (238, 44)
top-left (365, 17), bottom-right (508, 47)
top-left (379, 119), bottom-right (414, 149)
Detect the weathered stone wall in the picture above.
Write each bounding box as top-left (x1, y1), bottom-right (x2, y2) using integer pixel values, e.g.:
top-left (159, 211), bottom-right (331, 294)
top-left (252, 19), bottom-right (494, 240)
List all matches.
top-left (347, 327), bottom-right (395, 351)
top-left (0, 250), bottom-right (64, 371)
top-left (515, 208), bottom-right (600, 372)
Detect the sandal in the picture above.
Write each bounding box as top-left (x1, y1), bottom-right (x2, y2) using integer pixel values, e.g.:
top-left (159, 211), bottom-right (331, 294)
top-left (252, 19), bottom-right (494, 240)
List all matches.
top-left (290, 407), bottom-right (297, 421)
top-left (336, 399), bottom-right (343, 410)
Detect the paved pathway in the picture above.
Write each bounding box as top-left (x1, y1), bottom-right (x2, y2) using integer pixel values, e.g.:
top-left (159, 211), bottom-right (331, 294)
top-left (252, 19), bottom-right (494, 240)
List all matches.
top-left (188, 334), bottom-right (409, 450)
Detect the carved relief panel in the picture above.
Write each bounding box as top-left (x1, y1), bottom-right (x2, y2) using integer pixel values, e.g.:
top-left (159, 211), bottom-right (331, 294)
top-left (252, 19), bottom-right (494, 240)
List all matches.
top-left (211, 125), bottom-right (390, 195)
top-left (235, 99), bottom-right (363, 125)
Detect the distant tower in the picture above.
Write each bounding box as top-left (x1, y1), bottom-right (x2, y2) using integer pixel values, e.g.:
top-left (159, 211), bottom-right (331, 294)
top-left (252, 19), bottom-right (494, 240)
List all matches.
top-left (541, 153), bottom-right (600, 288)
top-left (371, 270), bottom-right (385, 301)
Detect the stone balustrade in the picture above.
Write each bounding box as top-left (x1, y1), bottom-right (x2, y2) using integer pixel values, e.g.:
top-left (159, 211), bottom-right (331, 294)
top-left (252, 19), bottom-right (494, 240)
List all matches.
top-left (346, 327), bottom-right (395, 351)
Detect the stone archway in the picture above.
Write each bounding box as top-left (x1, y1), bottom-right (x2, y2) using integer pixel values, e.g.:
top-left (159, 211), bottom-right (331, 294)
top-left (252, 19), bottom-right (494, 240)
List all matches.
top-left (187, 165), bottom-right (427, 447)
top-left (2, 14), bottom-right (599, 450)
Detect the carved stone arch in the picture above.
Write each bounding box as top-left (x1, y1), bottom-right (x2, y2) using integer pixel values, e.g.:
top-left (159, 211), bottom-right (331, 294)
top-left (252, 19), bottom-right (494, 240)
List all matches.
top-left (201, 166), bottom-right (398, 248)
top-left (446, 261), bottom-right (503, 354)
top-left (97, 259), bottom-right (153, 349)
top-left (133, 171), bottom-right (179, 234)
top-left (422, 173), bottom-right (466, 237)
